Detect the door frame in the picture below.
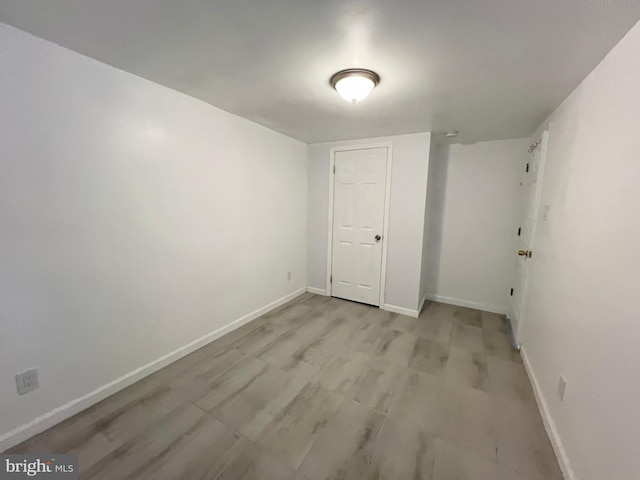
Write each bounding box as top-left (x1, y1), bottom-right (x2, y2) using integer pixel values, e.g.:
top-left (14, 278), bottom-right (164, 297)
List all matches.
top-left (512, 130), bottom-right (549, 344)
top-left (326, 142), bottom-right (393, 307)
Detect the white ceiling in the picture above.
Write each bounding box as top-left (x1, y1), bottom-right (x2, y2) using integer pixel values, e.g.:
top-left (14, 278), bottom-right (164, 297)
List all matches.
top-left (1, 1), bottom-right (639, 144)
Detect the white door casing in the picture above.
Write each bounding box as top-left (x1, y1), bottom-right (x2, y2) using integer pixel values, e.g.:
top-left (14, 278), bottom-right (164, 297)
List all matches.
top-left (327, 145), bottom-right (391, 306)
top-left (511, 131), bottom-right (548, 342)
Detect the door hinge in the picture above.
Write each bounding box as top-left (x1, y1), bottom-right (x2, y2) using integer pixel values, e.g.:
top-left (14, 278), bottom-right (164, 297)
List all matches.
top-left (330, 275), bottom-right (332, 283)
top-left (517, 227), bottom-right (521, 236)
top-left (333, 165), bottom-right (336, 173)
top-left (510, 288), bottom-right (514, 296)
top-left (525, 163), bottom-right (529, 172)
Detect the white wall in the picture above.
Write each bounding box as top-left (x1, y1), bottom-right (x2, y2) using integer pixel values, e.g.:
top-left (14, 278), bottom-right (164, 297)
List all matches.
top-left (307, 133), bottom-right (431, 314)
top-left (307, 145), bottom-right (331, 291)
top-left (417, 138), bottom-right (434, 307)
top-left (420, 137), bottom-right (447, 306)
top-left (519, 20), bottom-right (640, 480)
top-left (0, 23), bottom-right (307, 449)
top-left (423, 139), bottom-right (528, 314)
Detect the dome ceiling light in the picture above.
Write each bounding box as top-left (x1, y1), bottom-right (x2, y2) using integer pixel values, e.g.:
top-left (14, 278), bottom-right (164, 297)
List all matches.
top-left (330, 68), bottom-right (380, 103)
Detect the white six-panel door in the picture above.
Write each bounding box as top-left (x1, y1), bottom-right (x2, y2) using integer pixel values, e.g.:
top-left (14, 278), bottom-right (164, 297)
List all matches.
top-left (330, 147), bottom-right (388, 306)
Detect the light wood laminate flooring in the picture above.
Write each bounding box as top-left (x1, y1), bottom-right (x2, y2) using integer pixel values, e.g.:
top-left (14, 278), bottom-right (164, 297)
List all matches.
top-left (7, 293), bottom-right (563, 480)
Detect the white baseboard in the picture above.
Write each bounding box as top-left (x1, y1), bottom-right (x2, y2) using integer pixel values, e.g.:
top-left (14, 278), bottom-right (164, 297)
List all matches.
top-left (521, 346), bottom-right (575, 480)
top-left (0, 287), bottom-right (306, 452)
top-left (424, 293), bottom-right (507, 315)
top-left (306, 286), bottom-right (328, 296)
top-left (382, 303), bottom-right (420, 318)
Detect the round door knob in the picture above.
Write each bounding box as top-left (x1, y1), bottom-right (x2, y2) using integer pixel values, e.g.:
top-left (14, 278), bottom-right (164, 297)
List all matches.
top-left (375, 234), bottom-right (381, 242)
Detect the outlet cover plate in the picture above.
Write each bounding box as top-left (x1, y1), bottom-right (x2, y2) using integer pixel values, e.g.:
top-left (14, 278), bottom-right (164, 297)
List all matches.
top-left (16, 368), bottom-right (39, 395)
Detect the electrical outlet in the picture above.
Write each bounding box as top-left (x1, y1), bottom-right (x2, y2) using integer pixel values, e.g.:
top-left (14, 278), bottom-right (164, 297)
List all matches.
top-left (16, 368), bottom-right (39, 395)
top-left (287, 270), bottom-right (292, 281)
top-left (557, 376), bottom-right (567, 401)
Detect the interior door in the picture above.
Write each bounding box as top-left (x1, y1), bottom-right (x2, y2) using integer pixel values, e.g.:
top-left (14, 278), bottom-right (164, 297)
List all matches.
top-left (511, 131), bottom-right (548, 340)
top-left (331, 147), bottom-right (388, 306)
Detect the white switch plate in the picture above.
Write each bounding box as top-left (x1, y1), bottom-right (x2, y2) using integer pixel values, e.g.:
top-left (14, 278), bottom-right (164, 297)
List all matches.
top-left (543, 204), bottom-right (551, 221)
top-left (558, 376), bottom-right (567, 401)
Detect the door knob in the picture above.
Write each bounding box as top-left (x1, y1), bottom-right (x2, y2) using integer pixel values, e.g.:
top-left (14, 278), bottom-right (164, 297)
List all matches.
top-left (518, 250), bottom-right (533, 258)
top-left (375, 234), bottom-right (382, 242)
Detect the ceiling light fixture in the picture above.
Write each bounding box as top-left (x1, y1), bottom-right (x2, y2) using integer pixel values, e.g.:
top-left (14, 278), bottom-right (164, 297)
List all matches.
top-left (444, 130), bottom-right (459, 138)
top-left (330, 68), bottom-right (380, 103)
